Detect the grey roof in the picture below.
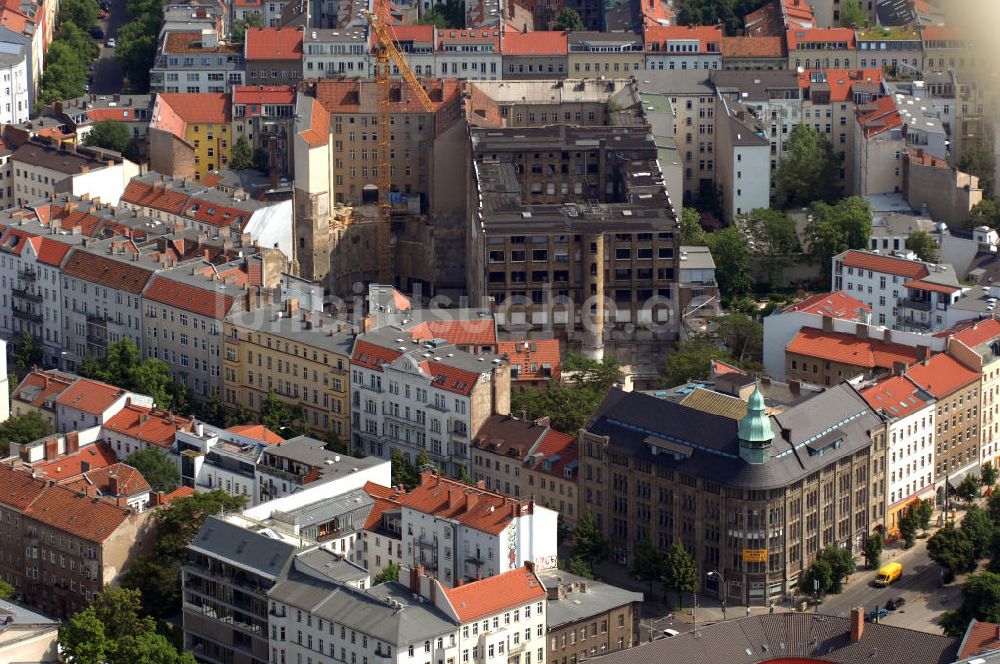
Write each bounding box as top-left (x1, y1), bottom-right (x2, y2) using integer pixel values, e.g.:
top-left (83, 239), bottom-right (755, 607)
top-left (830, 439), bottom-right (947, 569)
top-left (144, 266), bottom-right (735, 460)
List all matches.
top-left (587, 383), bottom-right (881, 490)
top-left (271, 487), bottom-right (373, 530)
top-left (591, 612), bottom-right (956, 664)
top-left (189, 516), bottom-right (297, 580)
top-left (12, 141), bottom-right (125, 174)
top-left (710, 70), bottom-right (801, 101)
top-left (635, 70), bottom-right (714, 96)
top-left (870, 211), bottom-right (936, 239)
top-left (537, 570), bottom-right (642, 629)
top-left (679, 245), bottom-right (715, 271)
top-left (293, 547), bottom-right (370, 584)
top-left (356, 325), bottom-right (505, 375)
top-left (261, 436), bottom-right (385, 477)
top-left (226, 304), bottom-right (358, 355)
top-left (269, 574), bottom-right (457, 646)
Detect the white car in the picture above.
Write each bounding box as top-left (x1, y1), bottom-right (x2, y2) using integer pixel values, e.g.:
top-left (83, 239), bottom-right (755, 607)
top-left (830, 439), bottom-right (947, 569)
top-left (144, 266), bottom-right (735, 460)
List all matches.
top-left (106, 37), bottom-right (115, 48)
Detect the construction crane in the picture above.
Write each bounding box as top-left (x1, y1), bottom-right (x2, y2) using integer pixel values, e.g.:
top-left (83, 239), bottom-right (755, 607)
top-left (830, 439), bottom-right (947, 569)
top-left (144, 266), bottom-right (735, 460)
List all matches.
top-left (366, 1), bottom-right (435, 285)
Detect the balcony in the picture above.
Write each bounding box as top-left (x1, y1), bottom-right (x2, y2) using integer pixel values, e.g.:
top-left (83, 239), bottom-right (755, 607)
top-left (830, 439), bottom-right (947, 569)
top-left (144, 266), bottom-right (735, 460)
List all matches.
top-left (11, 287), bottom-right (42, 303)
top-left (13, 307), bottom-right (42, 323)
top-left (86, 313), bottom-right (107, 325)
top-left (18, 268), bottom-right (36, 281)
top-left (260, 465), bottom-right (308, 484)
top-left (86, 334), bottom-right (108, 345)
top-left (901, 298), bottom-right (933, 312)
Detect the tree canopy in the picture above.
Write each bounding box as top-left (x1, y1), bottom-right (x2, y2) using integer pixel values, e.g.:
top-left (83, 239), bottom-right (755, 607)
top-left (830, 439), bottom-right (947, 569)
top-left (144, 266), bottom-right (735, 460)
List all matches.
top-left (229, 135), bottom-right (256, 170)
top-left (706, 226), bottom-right (753, 302)
top-left (418, 0), bottom-right (464, 28)
top-left (863, 531), bottom-right (883, 570)
top-left (928, 522), bottom-right (977, 579)
top-left (511, 354), bottom-right (620, 433)
top-left (230, 12), bottom-right (263, 44)
top-left (78, 339), bottom-right (189, 413)
top-left (715, 312), bottom-right (763, 367)
top-left (662, 543), bottom-right (698, 608)
top-left (60, 0), bottom-right (99, 30)
top-left (13, 331), bottom-right (43, 375)
top-left (84, 121), bottom-right (133, 154)
top-left (660, 338), bottom-right (732, 387)
top-left (838, 0), bottom-right (867, 27)
top-left (0, 411), bottom-right (53, 457)
top-left (676, 0), bottom-right (769, 35)
top-left (983, 462), bottom-right (999, 489)
top-left (40, 22), bottom-right (96, 103)
top-left (373, 562), bottom-right (401, 585)
top-left (802, 546), bottom-right (855, 595)
top-left (775, 124), bottom-right (841, 207)
top-left (905, 229), bottom-right (939, 262)
top-left (942, 572), bottom-right (1000, 637)
top-left (125, 447), bottom-right (180, 493)
top-left (554, 7), bottom-right (584, 31)
top-left (958, 473), bottom-right (982, 504)
top-left (572, 511), bottom-right (610, 573)
top-left (804, 197), bottom-right (873, 284)
top-left (740, 208), bottom-right (802, 286)
top-left (115, 0), bottom-right (168, 91)
top-left (680, 208), bottom-right (706, 246)
top-left (968, 199), bottom-right (1000, 230)
top-left (630, 537), bottom-right (664, 596)
top-left (958, 140), bottom-right (995, 197)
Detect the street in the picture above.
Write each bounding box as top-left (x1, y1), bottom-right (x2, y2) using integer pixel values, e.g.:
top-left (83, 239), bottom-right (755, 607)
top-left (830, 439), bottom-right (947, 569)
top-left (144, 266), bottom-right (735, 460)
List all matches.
top-left (90, 0), bottom-right (126, 94)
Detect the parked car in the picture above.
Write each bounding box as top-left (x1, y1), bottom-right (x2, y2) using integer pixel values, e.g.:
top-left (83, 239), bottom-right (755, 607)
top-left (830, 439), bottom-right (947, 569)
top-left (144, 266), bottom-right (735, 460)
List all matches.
top-left (90, 26), bottom-right (104, 39)
top-left (886, 597), bottom-right (906, 611)
top-left (105, 37), bottom-right (115, 48)
top-left (865, 607), bottom-right (889, 622)
top-left (662, 629), bottom-right (680, 638)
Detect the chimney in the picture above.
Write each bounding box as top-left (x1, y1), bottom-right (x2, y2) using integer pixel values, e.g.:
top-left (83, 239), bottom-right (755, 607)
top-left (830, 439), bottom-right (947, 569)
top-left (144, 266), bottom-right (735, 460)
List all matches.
top-left (109, 473), bottom-right (120, 495)
top-left (789, 379), bottom-right (800, 395)
top-left (856, 323), bottom-right (869, 340)
top-left (44, 437), bottom-right (58, 460)
top-left (916, 345), bottom-right (929, 361)
top-left (286, 298), bottom-right (298, 316)
top-left (850, 607), bottom-right (864, 642)
top-left (410, 566), bottom-right (424, 593)
top-left (66, 431), bottom-right (80, 454)
top-left (465, 492), bottom-right (479, 513)
top-left (821, 314), bottom-right (833, 332)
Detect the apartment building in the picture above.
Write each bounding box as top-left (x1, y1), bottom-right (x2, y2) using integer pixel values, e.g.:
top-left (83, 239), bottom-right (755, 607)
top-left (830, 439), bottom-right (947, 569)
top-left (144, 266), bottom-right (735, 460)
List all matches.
top-left (149, 30), bottom-right (245, 93)
top-left (102, 402), bottom-right (192, 457)
top-left (644, 25), bottom-right (723, 71)
top-left (245, 27), bottom-right (303, 84)
top-left (783, 327), bottom-right (922, 386)
top-left (948, 320), bottom-right (1000, 472)
top-left (398, 471), bottom-right (557, 586)
top-left (173, 422), bottom-right (282, 501)
top-left (302, 27), bottom-right (370, 78)
top-left (497, 338), bottom-right (561, 391)
top-left (567, 31), bottom-right (643, 76)
top-left (471, 414), bottom-right (550, 498)
top-left (360, 481), bottom-right (406, 573)
top-left (832, 249), bottom-right (946, 329)
top-left (903, 147), bottom-right (983, 227)
top-left (522, 429), bottom-right (578, 526)
top-left (719, 36), bottom-right (787, 71)
top-left (539, 569), bottom-right (641, 661)
top-left (855, 26), bottom-right (922, 75)
top-left (11, 140), bottom-right (139, 206)
top-left (350, 325), bottom-right (510, 476)
top-left (149, 92), bottom-right (233, 181)
top-left (10, 369), bottom-right (75, 427)
top-left (921, 26), bottom-right (973, 74)
top-left (232, 85), bottom-right (296, 176)
top-left (906, 353), bottom-right (980, 502)
top-left (579, 383), bottom-right (887, 606)
top-left (786, 28), bottom-right (856, 70)
top-left (502, 31), bottom-right (568, 79)
top-left (54, 376), bottom-right (146, 431)
top-left (224, 300), bottom-right (355, 438)
top-left (861, 375), bottom-right (935, 536)
top-left (715, 96), bottom-right (771, 219)
top-left (255, 434), bottom-right (389, 502)
top-left (436, 28), bottom-right (502, 80)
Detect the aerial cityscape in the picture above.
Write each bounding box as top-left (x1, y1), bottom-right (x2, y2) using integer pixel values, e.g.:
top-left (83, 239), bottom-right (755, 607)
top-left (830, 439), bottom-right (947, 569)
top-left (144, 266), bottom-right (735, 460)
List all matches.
top-left (0, 0), bottom-right (998, 661)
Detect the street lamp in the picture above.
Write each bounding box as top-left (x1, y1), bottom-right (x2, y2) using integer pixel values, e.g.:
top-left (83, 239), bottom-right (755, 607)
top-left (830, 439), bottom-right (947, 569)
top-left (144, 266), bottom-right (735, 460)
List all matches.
top-left (707, 570), bottom-right (727, 619)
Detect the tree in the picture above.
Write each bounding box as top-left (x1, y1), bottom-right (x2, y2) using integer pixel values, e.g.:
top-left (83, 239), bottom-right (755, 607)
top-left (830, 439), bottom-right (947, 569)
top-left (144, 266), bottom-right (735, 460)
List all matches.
top-left (418, 0), bottom-right (464, 27)
top-left (13, 331), bottom-right (42, 374)
top-left (838, 0), bottom-right (866, 27)
top-left (741, 208), bottom-right (801, 285)
top-left (916, 498), bottom-right (934, 532)
top-left (126, 447), bottom-right (180, 493)
top-left (155, 490), bottom-right (248, 562)
top-left (111, 630), bottom-right (197, 664)
top-left (898, 501), bottom-right (921, 548)
top-left (510, 357), bottom-right (617, 433)
top-left (0, 411), bottom-right (54, 456)
top-left (572, 511), bottom-right (610, 573)
top-left (802, 557), bottom-right (834, 597)
top-left (983, 463), bottom-right (999, 489)
top-left (100, 338), bottom-right (141, 388)
top-left (230, 12), bottom-right (263, 44)
top-left (805, 197), bottom-right (873, 284)
top-left (119, 556), bottom-right (181, 620)
top-left (659, 338), bottom-right (734, 387)
top-left (959, 473), bottom-right (982, 504)
top-left (928, 523), bottom-right (977, 579)
top-left (941, 572), bottom-right (1000, 637)
top-left (227, 401), bottom-right (252, 427)
top-left (61, 608), bottom-right (110, 664)
top-left (230, 135), bottom-right (255, 170)
top-left (905, 230), bottom-right (939, 262)
top-left (259, 390), bottom-right (304, 438)
top-left (390, 448), bottom-right (418, 490)
top-left (863, 531), bottom-right (884, 570)
top-left (323, 427), bottom-right (346, 454)
top-left (373, 562), bottom-right (400, 585)
top-left (0, 579), bottom-right (13, 600)
top-left (715, 313), bottom-right (763, 365)
top-left (958, 140), bottom-right (995, 197)
top-left (563, 353), bottom-right (621, 391)
top-left (201, 391), bottom-right (226, 427)
top-left (84, 121), bottom-right (132, 154)
top-left (662, 543), bottom-right (697, 608)
top-left (60, 0), bottom-right (99, 29)
top-left (775, 124), bottom-right (840, 206)
top-left (630, 537), bottom-right (664, 596)
top-left (962, 505), bottom-right (995, 560)
top-left (968, 199), bottom-right (1000, 230)
top-left (706, 226), bottom-right (753, 302)
top-left (820, 546), bottom-right (855, 594)
top-left (130, 359), bottom-right (174, 411)
top-left (676, 0), bottom-right (769, 35)
top-left (415, 450), bottom-right (436, 473)
top-left (566, 556), bottom-right (595, 580)
top-left (988, 490), bottom-right (1000, 526)
top-left (680, 208), bottom-right (706, 245)
top-left (554, 7), bottom-right (584, 30)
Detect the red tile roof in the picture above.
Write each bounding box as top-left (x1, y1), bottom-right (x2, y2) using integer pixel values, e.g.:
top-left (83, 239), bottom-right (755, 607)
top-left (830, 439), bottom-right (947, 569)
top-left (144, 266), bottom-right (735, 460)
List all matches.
top-left (380, 23), bottom-right (435, 45)
top-left (443, 567), bottom-right (546, 621)
top-left (351, 339), bottom-right (403, 372)
top-left (421, 361), bottom-right (480, 396)
top-left (12, 370), bottom-right (75, 408)
top-left (861, 374), bottom-right (932, 419)
top-left (103, 404), bottom-right (190, 448)
top-left (906, 353), bottom-right (979, 398)
top-left (720, 36), bottom-right (785, 58)
top-left (245, 27), bottom-right (304, 60)
top-left (408, 319), bottom-right (497, 347)
top-left (155, 93), bottom-right (232, 125)
top-left (61, 249), bottom-right (154, 294)
top-left (841, 250), bottom-right (929, 279)
top-left (121, 181), bottom-right (189, 215)
top-left (783, 291), bottom-right (871, 320)
top-left (143, 275), bottom-right (236, 319)
top-left (29, 235), bottom-right (73, 266)
top-left (902, 278), bottom-right (960, 295)
top-left (531, 429), bottom-right (576, 478)
top-left (62, 462), bottom-right (151, 497)
top-left (785, 328), bottom-right (922, 369)
top-left (232, 85), bottom-right (296, 107)
top-left (32, 442), bottom-right (120, 482)
top-left (498, 339), bottom-right (561, 382)
top-left (858, 95), bottom-right (902, 138)
top-left (501, 30), bottom-right (568, 55)
top-left (921, 26), bottom-right (962, 43)
top-left (710, 359), bottom-right (744, 376)
top-left (298, 98), bottom-right (329, 148)
top-left (87, 107), bottom-right (146, 123)
top-left (314, 79), bottom-right (462, 114)
top-left (436, 28), bottom-right (501, 49)
top-left (24, 484), bottom-right (131, 543)
top-left (362, 481), bottom-right (405, 530)
top-left (0, 465), bottom-right (48, 510)
top-left (798, 68), bottom-right (883, 102)
top-left (951, 318), bottom-right (1000, 349)
top-left (227, 424), bottom-right (283, 445)
top-left (645, 25), bottom-right (723, 52)
top-left (958, 620), bottom-right (1000, 658)
top-left (55, 378), bottom-right (127, 415)
top-left (786, 27), bottom-right (856, 50)
top-left (400, 471), bottom-right (535, 535)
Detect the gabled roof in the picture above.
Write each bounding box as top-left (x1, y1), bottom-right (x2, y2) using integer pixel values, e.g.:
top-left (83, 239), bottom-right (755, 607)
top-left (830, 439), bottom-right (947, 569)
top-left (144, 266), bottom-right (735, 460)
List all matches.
top-left (61, 249), bottom-right (154, 294)
top-left (785, 328), bottom-right (922, 369)
top-left (501, 30), bottom-right (568, 55)
top-left (902, 278), bottom-right (960, 295)
top-left (645, 24), bottom-right (723, 52)
top-left (155, 93), bottom-right (232, 125)
top-left (782, 291), bottom-right (871, 320)
top-left (443, 567), bottom-right (546, 622)
top-left (958, 619), bottom-right (1000, 658)
top-left (840, 249), bottom-right (929, 279)
top-left (87, 107), bottom-right (146, 123)
top-left (407, 319), bottom-right (497, 347)
top-left (798, 68), bottom-right (884, 102)
top-left (861, 374), bottom-right (932, 419)
top-left (380, 23), bottom-right (435, 45)
top-left (245, 27), bottom-right (304, 60)
top-left (785, 27), bottom-right (856, 49)
top-left (400, 471), bottom-right (534, 535)
top-left (227, 424), bottom-right (283, 445)
top-left (297, 97), bottom-right (329, 148)
top-left (420, 361), bottom-right (480, 396)
top-left (143, 274), bottom-right (236, 319)
top-left (951, 318), bottom-right (1000, 349)
top-left (906, 353), bottom-right (979, 398)
top-left (530, 429), bottom-right (577, 479)
top-left (62, 462), bottom-right (151, 497)
top-left (720, 36), bottom-right (785, 58)
top-left (103, 404), bottom-right (189, 448)
top-left (857, 95), bottom-right (902, 138)
top-left (0, 464), bottom-right (48, 510)
top-left (121, 180), bottom-right (189, 214)
top-left (31, 443), bottom-right (120, 482)
top-left (921, 25), bottom-right (962, 43)
top-left (25, 484), bottom-right (132, 543)
top-left (351, 338), bottom-right (403, 372)
top-left (232, 85), bottom-right (296, 107)
top-left (362, 481), bottom-right (405, 530)
top-left (54, 378), bottom-right (127, 415)
top-left (11, 369), bottom-right (75, 409)
top-left (498, 338), bottom-right (561, 382)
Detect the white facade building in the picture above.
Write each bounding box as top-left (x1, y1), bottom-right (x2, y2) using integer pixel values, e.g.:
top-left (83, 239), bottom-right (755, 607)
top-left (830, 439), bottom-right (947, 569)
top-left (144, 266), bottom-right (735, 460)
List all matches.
top-left (303, 28), bottom-right (370, 78)
top-left (0, 45), bottom-right (30, 124)
top-left (10, 141), bottom-right (140, 207)
top-left (644, 26), bottom-right (723, 71)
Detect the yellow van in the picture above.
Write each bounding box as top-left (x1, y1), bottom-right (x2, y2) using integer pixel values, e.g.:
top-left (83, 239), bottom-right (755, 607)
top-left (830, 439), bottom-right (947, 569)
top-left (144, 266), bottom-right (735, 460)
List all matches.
top-left (875, 562), bottom-right (902, 587)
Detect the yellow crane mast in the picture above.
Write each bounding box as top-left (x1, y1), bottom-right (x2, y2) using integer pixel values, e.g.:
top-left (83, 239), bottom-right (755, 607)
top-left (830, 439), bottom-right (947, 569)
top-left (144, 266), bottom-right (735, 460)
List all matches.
top-left (366, 1), bottom-right (434, 285)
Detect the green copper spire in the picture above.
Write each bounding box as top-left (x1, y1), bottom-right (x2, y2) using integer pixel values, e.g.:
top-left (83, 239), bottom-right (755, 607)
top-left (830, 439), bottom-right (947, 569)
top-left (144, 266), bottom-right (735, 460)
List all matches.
top-left (738, 381), bottom-right (773, 464)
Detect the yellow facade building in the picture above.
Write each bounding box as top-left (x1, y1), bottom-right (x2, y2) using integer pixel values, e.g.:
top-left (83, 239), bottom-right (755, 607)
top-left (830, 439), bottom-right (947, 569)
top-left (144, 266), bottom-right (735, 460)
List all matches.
top-left (149, 92), bottom-right (233, 181)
